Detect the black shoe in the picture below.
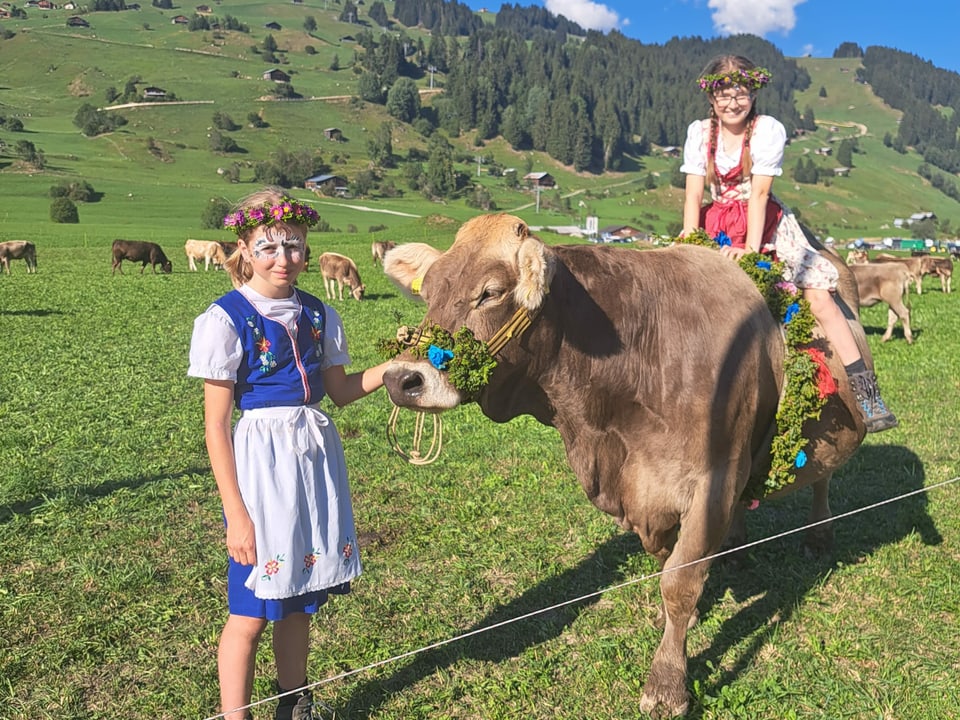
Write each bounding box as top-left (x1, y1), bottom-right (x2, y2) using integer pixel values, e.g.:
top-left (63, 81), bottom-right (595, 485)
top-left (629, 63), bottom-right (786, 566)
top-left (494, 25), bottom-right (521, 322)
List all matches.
top-left (849, 370), bottom-right (899, 433)
top-left (275, 690), bottom-right (315, 720)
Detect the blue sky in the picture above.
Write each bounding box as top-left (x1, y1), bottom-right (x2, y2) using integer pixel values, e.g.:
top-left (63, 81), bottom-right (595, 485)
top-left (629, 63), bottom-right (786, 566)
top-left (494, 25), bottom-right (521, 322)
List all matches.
top-left (461, 0), bottom-right (960, 75)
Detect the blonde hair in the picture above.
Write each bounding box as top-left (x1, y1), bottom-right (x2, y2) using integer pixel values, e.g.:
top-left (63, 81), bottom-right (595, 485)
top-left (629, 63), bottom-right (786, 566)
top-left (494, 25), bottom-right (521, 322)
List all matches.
top-left (223, 186), bottom-right (311, 287)
top-left (701, 55), bottom-right (760, 189)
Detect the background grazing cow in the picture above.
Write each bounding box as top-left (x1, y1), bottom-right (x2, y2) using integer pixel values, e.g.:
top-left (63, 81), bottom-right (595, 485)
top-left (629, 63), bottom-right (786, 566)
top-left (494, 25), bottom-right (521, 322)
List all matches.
top-left (845, 248), bottom-right (869, 265)
top-left (319, 251), bottom-right (364, 300)
top-left (371, 240), bottom-right (396, 265)
top-left (111, 239), bottom-right (172, 275)
top-left (930, 256), bottom-right (953, 293)
top-left (219, 240), bottom-right (239, 259)
top-left (869, 253), bottom-right (939, 295)
top-left (0, 240), bottom-right (37, 274)
top-left (849, 262), bottom-right (913, 343)
top-left (184, 239), bottom-right (227, 271)
top-left (381, 214), bottom-right (867, 717)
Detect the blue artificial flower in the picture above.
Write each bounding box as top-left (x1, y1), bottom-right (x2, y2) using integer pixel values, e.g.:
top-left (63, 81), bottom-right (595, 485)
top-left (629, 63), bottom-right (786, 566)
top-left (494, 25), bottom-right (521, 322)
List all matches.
top-left (714, 231), bottom-right (732, 247)
top-left (755, 260), bottom-right (771, 270)
top-left (783, 302), bottom-right (800, 324)
top-left (795, 450), bottom-right (807, 468)
top-left (427, 344), bottom-right (454, 371)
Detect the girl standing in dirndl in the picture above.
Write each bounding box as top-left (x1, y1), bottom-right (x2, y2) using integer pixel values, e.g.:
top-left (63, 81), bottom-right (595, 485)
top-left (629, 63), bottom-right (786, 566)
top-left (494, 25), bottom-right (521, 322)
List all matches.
top-left (188, 187), bottom-right (391, 719)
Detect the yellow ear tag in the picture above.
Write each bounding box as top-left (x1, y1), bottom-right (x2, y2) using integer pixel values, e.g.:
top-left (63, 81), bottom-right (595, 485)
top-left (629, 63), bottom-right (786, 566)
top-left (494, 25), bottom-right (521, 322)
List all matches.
top-left (411, 276), bottom-right (423, 295)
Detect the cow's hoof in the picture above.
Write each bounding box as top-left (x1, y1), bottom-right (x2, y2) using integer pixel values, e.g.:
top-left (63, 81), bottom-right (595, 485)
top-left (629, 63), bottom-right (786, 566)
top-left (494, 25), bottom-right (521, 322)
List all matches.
top-left (802, 525), bottom-right (834, 558)
top-left (639, 686), bottom-right (689, 718)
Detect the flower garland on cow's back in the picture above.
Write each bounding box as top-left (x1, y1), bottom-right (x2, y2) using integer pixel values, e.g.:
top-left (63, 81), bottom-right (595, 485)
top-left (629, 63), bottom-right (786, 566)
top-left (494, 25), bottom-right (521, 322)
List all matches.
top-left (675, 229), bottom-right (837, 501)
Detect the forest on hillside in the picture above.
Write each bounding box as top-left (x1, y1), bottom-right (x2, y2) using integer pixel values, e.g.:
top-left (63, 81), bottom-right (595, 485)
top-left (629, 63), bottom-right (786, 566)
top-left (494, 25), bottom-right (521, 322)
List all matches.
top-left (353, 1), bottom-right (809, 173)
top-left (349, 0), bottom-right (959, 202)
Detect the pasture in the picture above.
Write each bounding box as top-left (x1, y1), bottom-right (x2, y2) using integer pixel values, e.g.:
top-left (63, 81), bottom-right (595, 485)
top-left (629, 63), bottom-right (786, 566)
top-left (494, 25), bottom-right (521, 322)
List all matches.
top-left (1, 227), bottom-right (959, 720)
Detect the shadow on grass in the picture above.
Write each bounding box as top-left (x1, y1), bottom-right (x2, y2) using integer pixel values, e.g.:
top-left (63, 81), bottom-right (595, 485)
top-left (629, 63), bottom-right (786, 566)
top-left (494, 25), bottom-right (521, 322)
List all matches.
top-left (0, 308), bottom-right (64, 317)
top-left (862, 324), bottom-right (919, 343)
top-left (339, 444), bottom-right (937, 718)
top-left (0, 466), bottom-right (211, 523)
top-left (339, 531), bottom-right (644, 716)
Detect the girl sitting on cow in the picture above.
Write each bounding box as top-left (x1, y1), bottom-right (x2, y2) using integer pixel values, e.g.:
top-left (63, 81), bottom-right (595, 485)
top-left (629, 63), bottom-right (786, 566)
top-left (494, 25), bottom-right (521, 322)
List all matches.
top-left (679, 53), bottom-right (898, 433)
top-left (188, 187), bottom-right (392, 720)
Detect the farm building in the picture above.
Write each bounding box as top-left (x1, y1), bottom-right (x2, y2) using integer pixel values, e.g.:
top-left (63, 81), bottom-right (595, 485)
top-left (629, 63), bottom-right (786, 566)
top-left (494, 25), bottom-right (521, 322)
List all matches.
top-left (305, 174), bottom-right (348, 196)
top-left (523, 172), bottom-right (556, 188)
top-left (262, 68), bottom-right (291, 83)
top-left (66, 15), bottom-right (89, 26)
top-left (323, 128), bottom-right (343, 142)
top-left (597, 225), bottom-right (649, 243)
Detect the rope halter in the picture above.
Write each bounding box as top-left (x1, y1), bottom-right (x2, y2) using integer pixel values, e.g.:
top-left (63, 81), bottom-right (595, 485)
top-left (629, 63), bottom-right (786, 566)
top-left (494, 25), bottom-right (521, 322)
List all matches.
top-left (387, 305), bottom-right (538, 465)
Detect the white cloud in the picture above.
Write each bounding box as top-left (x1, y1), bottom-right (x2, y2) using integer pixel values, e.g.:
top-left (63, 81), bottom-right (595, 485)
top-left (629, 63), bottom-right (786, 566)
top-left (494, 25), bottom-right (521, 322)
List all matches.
top-left (544, 0), bottom-right (621, 33)
top-left (707, 0), bottom-right (806, 36)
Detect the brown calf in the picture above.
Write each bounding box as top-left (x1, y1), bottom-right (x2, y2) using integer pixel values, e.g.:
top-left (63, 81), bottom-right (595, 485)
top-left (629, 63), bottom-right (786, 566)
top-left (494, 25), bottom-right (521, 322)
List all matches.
top-left (371, 240), bottom-right (396, 265)
top-left (850, 262), bottom-right (913, 343)
top-left (0, 240), bottom-right (37, 274)
top-left (112, 239), bottom-right (173, 275)
top-left (871, 253), bottom-right (941, 295)
top-left (930, 256), bottom-right (953, 293)
top-left (319, 252), bottom-right (364, 300)
top-left (184, 239), bottom-right (227, 271)
top-left (845, 248), bottom-right (869, 265)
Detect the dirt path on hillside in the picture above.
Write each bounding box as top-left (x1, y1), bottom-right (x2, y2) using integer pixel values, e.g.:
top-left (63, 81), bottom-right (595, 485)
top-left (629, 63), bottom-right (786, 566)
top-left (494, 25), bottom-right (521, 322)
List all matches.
top-left (311, 200), bottom-right (421, 218)
top-left (819, 119), bottom-right (868, 136)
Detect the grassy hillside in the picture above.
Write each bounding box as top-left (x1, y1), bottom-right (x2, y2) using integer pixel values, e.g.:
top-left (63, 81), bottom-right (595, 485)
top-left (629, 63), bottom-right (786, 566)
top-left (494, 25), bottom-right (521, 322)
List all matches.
top-left (0, 2), bottom-right (958, 251)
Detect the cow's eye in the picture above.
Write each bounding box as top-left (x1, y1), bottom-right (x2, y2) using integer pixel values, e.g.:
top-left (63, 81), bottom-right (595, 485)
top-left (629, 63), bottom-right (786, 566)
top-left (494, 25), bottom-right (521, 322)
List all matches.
top-left (477, 287), bottom-right (502, 307)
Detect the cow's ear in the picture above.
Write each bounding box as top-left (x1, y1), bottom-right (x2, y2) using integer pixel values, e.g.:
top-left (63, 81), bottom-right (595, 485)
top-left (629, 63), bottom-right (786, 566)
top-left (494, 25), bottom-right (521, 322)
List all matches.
top-left (382, 242), bottom-right (441, 303)
top-left (515, 235), bottom-right (555, 311)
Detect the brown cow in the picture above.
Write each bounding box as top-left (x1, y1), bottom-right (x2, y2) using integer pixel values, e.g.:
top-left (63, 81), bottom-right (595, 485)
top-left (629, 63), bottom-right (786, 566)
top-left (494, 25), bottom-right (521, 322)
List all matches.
top-left (371, 240), bottom-right (396, 265)
top-left (184, 239), bottom-right (227, 271)
top-left (319, 251), bottom-right (364, 300)
top-left (381, 213), bottom-right (868, 717)
top-left (0, 240), bottom-right (37, 274)
top-left (219, 240), bottom-right (239, 259)
top-left (849, 262), bottom-right (913, 343)
top-left (871, 253), bottom-right (940, 295)
top-left (930, 256), bottom-right (953, 293)
top-left (111, 239), bottom-right (173, 275)
top-left (845, 248), bottom-right (869, 265)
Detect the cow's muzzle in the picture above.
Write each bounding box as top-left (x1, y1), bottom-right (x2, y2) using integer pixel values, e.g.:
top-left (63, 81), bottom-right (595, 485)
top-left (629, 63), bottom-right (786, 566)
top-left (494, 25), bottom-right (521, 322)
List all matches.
top-left (383, 361), bottom-right (462, 411)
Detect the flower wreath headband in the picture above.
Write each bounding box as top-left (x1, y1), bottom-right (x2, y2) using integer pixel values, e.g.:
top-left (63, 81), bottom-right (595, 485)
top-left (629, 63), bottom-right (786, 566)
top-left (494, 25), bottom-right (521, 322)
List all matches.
top-left (698, 67), bottom-right (772, 93)
top-left (223, 196), bottom-right (320, 236)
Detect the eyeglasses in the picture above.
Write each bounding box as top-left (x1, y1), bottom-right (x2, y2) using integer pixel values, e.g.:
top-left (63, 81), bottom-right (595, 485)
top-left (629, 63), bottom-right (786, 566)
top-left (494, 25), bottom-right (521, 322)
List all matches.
top-left (713, 90), bottom-right (753, 105)
top-left (713, 92), bottom-right (753, 105)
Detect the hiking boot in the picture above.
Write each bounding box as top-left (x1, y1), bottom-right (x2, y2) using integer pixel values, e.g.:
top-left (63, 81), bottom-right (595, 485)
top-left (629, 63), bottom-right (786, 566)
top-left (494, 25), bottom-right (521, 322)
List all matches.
top-left (849, 370), bottom-right (898, 433)
top-left (275, 690), bottom-right (315, 720)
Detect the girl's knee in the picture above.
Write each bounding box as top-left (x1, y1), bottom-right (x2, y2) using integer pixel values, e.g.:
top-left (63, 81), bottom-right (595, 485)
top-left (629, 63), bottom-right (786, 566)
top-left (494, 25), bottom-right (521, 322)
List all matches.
top-left (225, 614), bottom-right (268, 640)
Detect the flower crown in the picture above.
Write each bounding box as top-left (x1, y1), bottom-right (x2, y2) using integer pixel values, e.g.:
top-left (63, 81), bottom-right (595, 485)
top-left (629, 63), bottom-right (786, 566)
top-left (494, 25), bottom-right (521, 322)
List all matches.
top-left (698, 67), bottom-right (772, 93)
top-left (223, 196), bottom-right (320, 236)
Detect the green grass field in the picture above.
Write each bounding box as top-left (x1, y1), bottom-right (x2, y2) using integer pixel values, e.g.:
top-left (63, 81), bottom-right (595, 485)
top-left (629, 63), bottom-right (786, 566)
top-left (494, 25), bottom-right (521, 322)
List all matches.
top-left (1, 233), bottom-right (959, 719)
top-left (2, 5), bottom-right (960, 717)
